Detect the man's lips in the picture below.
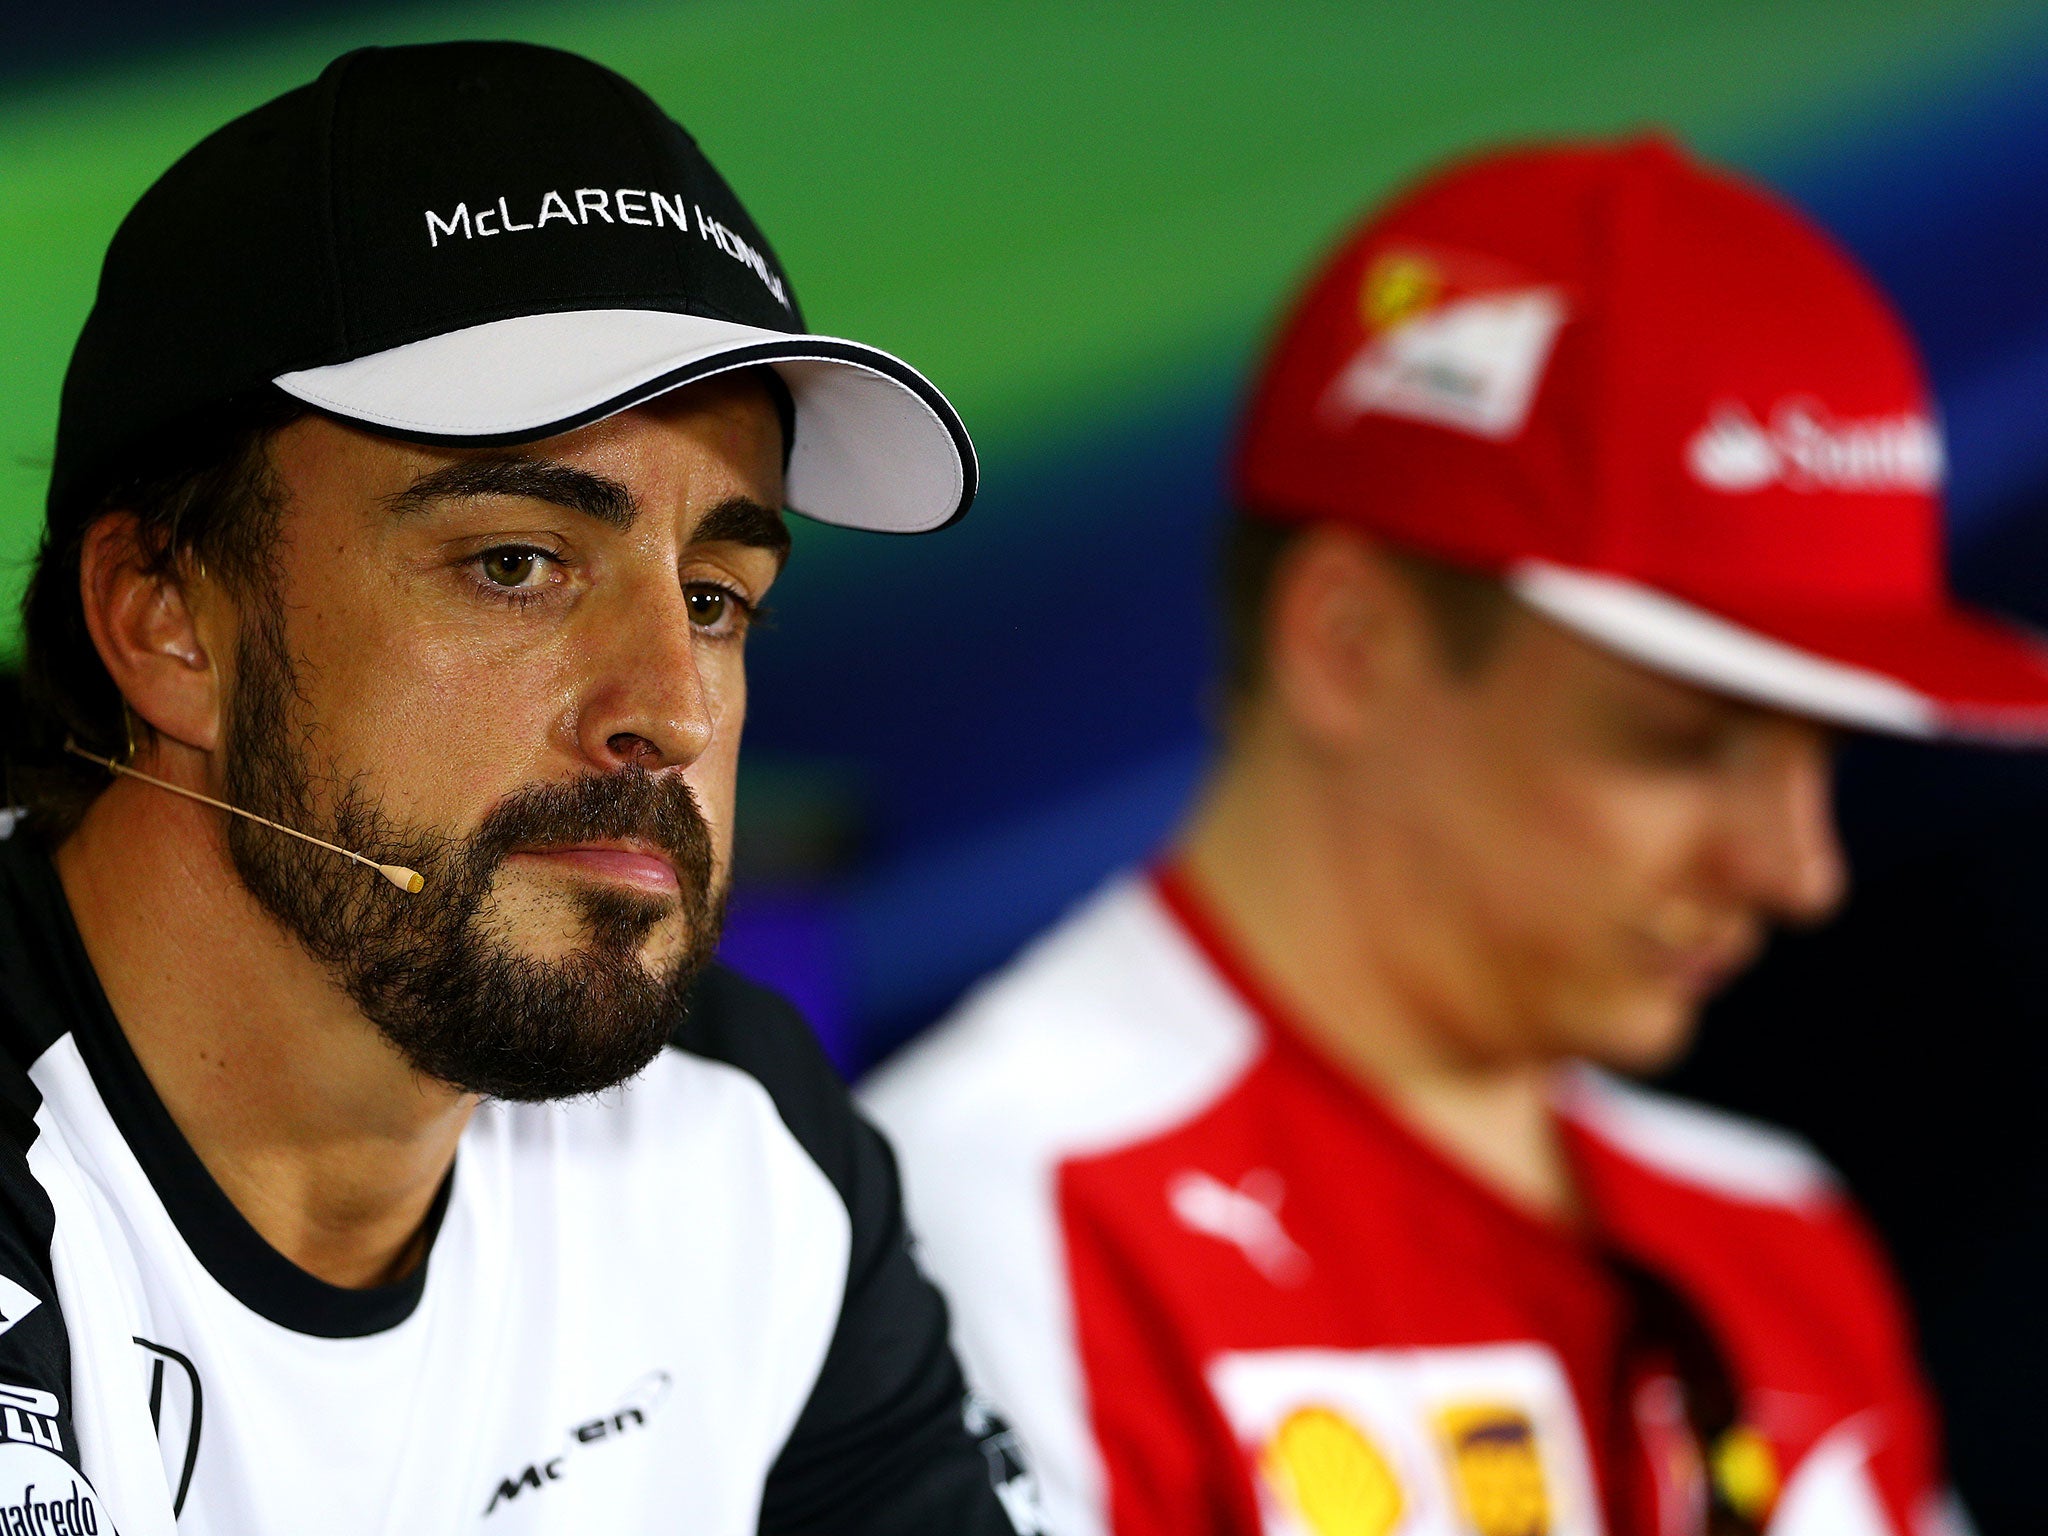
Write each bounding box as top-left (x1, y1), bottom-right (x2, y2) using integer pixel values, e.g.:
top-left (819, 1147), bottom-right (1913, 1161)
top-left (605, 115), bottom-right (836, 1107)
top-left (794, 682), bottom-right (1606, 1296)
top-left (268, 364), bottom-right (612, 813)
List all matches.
top-left (507, 842), bottom-right (681, 894)
top-left (1660, 942), bottom-right (1750, 999)
top-left (1637, 920), bottom-right (1759, 999)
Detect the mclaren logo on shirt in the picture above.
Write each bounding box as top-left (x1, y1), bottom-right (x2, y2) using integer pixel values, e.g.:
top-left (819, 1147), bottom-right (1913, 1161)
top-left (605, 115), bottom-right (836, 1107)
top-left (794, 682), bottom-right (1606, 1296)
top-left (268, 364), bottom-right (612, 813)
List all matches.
top-left (134, 1338), bottom-right (202, 1518)
top-left (483, 1372), bottom-right (672, 1517)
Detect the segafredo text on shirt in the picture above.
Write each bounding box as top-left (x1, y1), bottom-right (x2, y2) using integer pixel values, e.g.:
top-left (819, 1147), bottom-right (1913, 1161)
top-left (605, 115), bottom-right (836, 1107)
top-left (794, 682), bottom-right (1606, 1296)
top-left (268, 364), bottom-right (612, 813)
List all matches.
top-left (422, 190), bottom-right (790, 308)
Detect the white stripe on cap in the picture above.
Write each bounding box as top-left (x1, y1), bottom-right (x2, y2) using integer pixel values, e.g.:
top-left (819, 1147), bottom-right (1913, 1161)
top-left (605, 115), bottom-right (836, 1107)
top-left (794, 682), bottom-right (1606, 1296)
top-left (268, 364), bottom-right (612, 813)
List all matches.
top-left (1508, 559), bottom-right (1937, 737)
top-left (274, 309), bottom-right (968, 534)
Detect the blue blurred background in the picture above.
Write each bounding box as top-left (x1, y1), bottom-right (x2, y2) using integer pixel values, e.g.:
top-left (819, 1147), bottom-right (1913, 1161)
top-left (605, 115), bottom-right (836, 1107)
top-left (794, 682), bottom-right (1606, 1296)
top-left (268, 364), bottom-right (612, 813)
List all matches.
top-left (8, 2), bottom-right (2048, 1527)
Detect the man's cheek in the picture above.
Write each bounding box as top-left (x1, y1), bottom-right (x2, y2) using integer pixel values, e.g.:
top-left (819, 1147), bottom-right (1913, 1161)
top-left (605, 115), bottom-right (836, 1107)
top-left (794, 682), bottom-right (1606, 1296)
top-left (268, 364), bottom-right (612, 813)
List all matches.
top-left (372, 656), bottom-right (567, 821)
top-left (695, 765), bottom-right (740, 888)
top-left (697, 683), bottom-right (747, 871)
top-left (1500, 867), bottom-right (1634, 1015)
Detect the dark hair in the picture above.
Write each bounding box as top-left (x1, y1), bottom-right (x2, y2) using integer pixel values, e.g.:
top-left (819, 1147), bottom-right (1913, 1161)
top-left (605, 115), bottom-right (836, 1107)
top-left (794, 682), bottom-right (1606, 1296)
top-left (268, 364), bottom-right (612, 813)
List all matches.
top-left (17, 389), bottom-right (304, 832)
top-left (1218, 511), bottom-right (1515, 704)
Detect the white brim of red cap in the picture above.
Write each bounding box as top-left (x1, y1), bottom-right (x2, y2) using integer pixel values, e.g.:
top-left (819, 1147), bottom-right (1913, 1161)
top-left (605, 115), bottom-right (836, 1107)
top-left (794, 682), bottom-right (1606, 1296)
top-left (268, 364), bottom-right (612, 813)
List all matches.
top-left (1510, 559), bottom-right (2048, 743)
top-left (272, 309), bottom-right (975, 533)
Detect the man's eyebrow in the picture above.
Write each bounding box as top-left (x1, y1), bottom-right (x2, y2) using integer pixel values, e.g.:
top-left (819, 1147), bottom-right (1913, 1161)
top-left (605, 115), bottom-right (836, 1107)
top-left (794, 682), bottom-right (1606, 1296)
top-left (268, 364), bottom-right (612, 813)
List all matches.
top-left (692, 496), bottom-right (793, 565)
top-left (385, 457), bottom-right (638, 529)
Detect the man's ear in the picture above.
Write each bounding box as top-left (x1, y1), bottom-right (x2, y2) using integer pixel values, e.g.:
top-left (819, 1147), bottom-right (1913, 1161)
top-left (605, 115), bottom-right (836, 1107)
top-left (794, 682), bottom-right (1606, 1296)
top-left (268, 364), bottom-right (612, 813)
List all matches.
top-left (1263, 526), bottom-right (1434, 751)
top-left (76, 515), bottom-right (223, 756)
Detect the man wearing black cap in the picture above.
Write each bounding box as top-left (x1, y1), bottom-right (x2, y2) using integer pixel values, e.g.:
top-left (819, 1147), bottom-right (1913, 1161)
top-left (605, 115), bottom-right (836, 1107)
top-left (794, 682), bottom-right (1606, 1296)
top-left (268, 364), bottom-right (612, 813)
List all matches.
top-left (0, 41), bottom-right (1031, 1535)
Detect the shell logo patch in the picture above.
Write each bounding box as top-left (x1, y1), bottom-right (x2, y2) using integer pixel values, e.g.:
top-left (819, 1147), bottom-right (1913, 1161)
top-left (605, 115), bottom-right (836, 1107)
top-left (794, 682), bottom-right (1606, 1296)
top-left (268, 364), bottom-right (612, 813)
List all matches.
top-left (1436, 1403), bottom-right (1550, 1536)
top-left (1261, 1406), bottom-right (1405, 1536)
top-left (1709, 1424), bottom-right (1780, 1527)
top-left (1210, 1342), bottom-right (1602, 1536)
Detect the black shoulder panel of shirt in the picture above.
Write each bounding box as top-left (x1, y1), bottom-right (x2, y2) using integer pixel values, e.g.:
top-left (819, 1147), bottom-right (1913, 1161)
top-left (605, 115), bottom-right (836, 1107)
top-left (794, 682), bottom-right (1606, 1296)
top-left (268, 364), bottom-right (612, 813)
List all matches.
top-left (674, 965), bottom-right (1036, 1536)
top-left (0, 1120), bottom-right (79, 1481)
top-left (0, 830), bottom-right (443, 1339)
top-left (0, 830), bottom-right (90, 1479)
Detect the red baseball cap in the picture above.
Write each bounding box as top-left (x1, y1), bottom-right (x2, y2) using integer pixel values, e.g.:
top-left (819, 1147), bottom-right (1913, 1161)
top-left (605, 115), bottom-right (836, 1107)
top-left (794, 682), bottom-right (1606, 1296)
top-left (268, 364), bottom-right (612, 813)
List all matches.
top-left (1234, 136), bottom-right (2048, 740)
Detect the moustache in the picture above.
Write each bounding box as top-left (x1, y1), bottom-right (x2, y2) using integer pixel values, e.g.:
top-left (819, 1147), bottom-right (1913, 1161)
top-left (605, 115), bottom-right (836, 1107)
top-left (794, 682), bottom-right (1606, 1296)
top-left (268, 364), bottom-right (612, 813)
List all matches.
top-left (464, 769), bottom-right (716, 895)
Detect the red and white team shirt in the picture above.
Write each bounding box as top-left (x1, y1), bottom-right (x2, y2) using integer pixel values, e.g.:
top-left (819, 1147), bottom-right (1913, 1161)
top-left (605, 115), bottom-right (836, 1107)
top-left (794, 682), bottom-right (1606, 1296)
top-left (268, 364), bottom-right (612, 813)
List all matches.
top-left (865, 867), bottom-right (1963, 1536)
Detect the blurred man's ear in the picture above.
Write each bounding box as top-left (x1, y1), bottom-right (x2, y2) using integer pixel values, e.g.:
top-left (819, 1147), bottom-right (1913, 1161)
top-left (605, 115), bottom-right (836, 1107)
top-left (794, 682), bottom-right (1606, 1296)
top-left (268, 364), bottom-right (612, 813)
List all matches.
top-left (1262, 527), bottom-right (1443, 753)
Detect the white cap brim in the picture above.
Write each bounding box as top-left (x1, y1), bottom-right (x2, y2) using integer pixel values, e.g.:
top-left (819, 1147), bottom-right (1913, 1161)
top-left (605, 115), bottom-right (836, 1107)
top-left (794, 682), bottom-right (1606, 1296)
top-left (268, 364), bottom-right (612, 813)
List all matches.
top-left (1508, 560), bottom-right (1940, 736)
top-left (273, 309), bottom-right (976, 533)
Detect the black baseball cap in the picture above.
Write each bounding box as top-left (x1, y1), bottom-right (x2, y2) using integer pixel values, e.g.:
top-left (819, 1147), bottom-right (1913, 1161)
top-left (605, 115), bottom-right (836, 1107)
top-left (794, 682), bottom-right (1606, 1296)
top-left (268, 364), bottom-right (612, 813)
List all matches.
top-left (52, 40), bottom-right (976, 533)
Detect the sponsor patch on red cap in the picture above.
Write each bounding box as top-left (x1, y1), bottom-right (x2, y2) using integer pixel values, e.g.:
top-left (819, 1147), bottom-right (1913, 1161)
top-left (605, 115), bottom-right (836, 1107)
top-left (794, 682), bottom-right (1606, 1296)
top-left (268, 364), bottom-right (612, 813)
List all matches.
top-left (1321, 245), bottom-right (1568, 441)
top-left (1683, 399), bottom-right (1942, 496)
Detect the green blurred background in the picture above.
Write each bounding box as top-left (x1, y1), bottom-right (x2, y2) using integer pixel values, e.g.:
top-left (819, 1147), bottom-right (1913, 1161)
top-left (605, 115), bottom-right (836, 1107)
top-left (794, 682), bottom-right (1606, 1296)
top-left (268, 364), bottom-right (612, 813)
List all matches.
top-left (7, 0), bottom-right (2047, 630)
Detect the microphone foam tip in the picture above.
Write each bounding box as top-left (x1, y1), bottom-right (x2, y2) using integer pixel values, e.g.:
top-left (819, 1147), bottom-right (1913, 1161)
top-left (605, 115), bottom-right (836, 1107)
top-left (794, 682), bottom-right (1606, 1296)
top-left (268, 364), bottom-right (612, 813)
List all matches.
top-left (381, 864), bottom-right (426, 894)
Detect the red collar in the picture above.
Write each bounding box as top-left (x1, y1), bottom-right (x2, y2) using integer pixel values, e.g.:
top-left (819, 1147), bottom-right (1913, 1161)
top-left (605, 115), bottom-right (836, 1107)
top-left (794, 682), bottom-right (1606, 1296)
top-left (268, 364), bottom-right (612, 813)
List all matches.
top-left (1146, 857), bottom-right (1613, 1256)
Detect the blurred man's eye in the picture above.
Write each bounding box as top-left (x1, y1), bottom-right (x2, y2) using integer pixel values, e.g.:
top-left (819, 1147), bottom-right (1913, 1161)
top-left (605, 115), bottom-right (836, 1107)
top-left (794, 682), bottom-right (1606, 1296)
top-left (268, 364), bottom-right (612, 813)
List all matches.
top-left (1632, 721), bottom-right (1729, 766)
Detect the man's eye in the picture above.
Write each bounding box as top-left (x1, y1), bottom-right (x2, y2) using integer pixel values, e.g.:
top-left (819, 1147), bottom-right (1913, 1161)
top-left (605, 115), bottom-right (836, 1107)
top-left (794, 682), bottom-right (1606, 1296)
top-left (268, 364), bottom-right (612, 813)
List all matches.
top-left (686, 585), bottom-right (747, 632)
top-left (479, 548), bottom-right (544, 588)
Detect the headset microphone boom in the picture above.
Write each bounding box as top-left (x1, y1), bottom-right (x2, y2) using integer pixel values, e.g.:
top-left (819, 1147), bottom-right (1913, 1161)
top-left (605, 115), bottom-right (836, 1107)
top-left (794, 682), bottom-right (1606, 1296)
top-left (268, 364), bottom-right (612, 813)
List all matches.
top-left (63, 739), bottom-right (425, 893)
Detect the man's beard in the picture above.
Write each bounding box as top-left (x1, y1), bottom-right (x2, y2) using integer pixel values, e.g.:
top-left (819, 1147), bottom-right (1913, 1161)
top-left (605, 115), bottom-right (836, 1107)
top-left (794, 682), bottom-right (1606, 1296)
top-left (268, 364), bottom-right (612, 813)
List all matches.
top-left (219, 599), bottom-right (723, 1102)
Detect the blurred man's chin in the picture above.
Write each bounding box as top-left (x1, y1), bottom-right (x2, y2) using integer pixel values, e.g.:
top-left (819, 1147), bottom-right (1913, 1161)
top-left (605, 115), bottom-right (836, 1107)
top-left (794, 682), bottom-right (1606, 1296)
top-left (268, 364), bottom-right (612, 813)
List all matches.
top-left (1574, 992), bottom-right (1702, 1076)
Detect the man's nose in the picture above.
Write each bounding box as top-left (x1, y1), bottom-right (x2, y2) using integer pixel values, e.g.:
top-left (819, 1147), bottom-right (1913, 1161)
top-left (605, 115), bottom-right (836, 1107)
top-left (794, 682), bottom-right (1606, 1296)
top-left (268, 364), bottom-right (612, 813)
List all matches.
top-left (572, 580), bottom-right (718, 773)
top-left (1720, 731), bottom-right (1849, 925)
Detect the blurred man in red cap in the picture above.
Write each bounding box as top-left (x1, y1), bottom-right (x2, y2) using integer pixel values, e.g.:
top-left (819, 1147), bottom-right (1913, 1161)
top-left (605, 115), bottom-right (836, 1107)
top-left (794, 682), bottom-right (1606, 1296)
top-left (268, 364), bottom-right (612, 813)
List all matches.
top-left (867, 138), bottom-right (2048, 1536)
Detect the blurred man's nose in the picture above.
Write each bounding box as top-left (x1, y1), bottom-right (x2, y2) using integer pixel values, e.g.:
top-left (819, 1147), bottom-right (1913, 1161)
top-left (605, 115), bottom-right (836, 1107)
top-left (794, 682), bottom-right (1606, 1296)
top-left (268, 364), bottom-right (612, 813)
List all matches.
top-left (1720, 727), bottom-right (1849, 925)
